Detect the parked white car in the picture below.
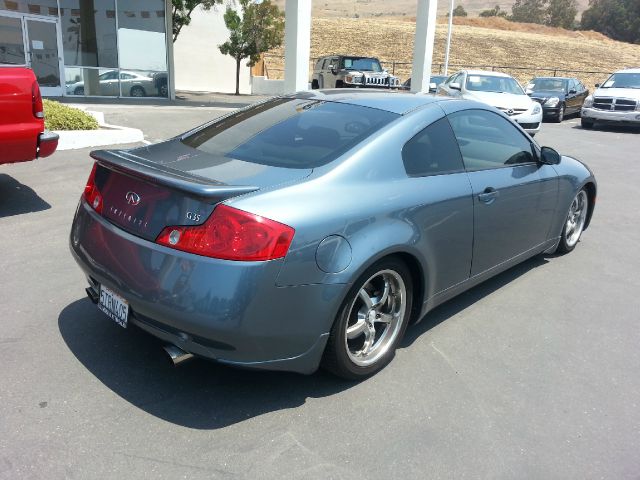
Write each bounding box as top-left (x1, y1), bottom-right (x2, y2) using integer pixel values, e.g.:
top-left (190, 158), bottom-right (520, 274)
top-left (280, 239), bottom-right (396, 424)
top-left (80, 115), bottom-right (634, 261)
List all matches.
top-left (581, 68), bottom-right (640, 129)
top-left (438, 70), bottom-right (543, 136)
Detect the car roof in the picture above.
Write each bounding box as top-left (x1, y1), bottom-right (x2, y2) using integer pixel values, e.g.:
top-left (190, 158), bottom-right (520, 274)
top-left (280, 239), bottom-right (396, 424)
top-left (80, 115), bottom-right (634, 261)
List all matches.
top-left (616, 68), bottom-right (640, 74)
top-left (462, 70), bottom-right (513, 78)
top-left (291, 89), bottom-right (450, 115)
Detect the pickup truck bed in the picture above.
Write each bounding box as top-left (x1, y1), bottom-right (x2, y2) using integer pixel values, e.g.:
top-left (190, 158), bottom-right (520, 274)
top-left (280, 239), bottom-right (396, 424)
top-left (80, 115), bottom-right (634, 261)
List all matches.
top-left (0, 66), bottom-right (58, 164)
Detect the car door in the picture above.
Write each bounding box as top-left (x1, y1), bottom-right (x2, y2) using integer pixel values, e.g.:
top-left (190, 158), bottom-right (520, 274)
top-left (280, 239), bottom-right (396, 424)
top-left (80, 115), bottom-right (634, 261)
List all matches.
top-left (565, 79), bottom-right (580, 114)
top-left (401, 114), bottom-right (474, 294)
top-left (445, 107), bottom-right (559, 276)
top-left (575, 80), bottom-right (588, 112)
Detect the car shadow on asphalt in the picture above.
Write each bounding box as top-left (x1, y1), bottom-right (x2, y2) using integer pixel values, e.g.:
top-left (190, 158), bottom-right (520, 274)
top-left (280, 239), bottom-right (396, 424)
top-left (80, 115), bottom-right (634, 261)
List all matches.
top-left (0, 174), bottom-right (51, 217)
top-left (58, 298), bottom-right (351, 430)
top-left (58, 255), bottom-right (550, 430)
top-left (402, 255), bottom-right (549, 348)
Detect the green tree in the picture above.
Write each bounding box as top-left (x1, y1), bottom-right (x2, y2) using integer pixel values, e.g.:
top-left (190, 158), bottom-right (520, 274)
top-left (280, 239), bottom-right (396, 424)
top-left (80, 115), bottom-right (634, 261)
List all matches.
top-left (172, 0), bottom-right (223, 43)
top-left (219, 0), bottom-right (285, 95)
top-left (510, 0), bottom-right (548, 24)
top-left (546, 0), bottom-right (578, 28)
top-left (581, 0), bottom-right (640, 44)
top-left (452, 5), bottom-right (468, 16)
top-left (479, 5), bottom-right (508, 17)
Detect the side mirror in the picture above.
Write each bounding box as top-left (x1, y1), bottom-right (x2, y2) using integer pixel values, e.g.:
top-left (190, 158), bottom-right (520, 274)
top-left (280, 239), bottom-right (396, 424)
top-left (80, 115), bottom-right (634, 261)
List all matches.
top-left (429, 82), bottom-right (437, 90)
top-left (595, 83), bottom-right (600, 88)
top-left (329, 64), bottom-right (336, 74)
top-left (540, 146), bottom-right (561, 165)
top-left (450, 82), bottom-right (461, 91)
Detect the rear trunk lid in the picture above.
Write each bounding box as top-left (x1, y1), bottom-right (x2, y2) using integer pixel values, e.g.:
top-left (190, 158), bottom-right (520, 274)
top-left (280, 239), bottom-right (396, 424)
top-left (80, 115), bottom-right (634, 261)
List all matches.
top-left (90, 139), bottom-right (311, 241)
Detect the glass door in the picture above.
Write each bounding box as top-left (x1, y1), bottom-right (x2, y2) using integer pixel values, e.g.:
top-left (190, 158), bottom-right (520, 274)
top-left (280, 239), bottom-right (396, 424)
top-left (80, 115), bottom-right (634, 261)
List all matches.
top-left (25, 18), bottom-right (62, 96)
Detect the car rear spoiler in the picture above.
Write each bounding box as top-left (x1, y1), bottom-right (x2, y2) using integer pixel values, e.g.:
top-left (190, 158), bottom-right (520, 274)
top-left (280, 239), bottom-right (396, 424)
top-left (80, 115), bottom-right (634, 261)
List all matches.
top-left (90, 149), bottom-right (259, 200)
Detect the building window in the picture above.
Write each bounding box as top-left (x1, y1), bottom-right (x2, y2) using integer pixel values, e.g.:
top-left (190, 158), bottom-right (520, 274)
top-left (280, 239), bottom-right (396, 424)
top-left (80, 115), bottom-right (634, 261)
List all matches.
top-left (1, 0), bottom-right (58, 16)
top-left (60, 0), bottom-right (117, 68)
top-left (117, 0), bottom-right (166, 72)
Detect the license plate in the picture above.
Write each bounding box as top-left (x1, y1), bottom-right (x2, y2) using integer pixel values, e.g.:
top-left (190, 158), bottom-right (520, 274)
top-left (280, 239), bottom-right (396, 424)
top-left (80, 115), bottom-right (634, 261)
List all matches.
top-left (98, 284), bottom-right (129, 328)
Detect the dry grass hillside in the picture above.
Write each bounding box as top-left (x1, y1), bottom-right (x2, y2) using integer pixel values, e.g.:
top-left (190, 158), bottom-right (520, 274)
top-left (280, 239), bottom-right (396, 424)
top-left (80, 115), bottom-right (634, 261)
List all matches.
top-left (265, 17), bottom-right (640, 87)
top-left (272, 0), bottom-right (591, 18)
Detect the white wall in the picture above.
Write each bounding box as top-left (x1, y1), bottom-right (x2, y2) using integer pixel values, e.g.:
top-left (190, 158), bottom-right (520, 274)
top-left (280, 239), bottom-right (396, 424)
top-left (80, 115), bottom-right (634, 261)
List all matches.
top-left (173, 5), bottom-right (251, 94)
top-left (251, 76), bottom-right (285, 95)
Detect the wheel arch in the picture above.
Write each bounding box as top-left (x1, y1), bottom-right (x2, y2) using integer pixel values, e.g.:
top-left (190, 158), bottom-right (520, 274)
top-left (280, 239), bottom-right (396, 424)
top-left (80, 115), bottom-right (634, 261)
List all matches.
top-left (583, 181), bottom-right (597, 230)
top-left (342, 248), bottom-right (427, 325)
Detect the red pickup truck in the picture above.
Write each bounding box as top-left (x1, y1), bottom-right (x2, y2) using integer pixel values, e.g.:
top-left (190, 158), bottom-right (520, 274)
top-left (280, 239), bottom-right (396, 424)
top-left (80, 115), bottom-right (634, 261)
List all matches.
top-left (0, 67), bottom-right (58, 165)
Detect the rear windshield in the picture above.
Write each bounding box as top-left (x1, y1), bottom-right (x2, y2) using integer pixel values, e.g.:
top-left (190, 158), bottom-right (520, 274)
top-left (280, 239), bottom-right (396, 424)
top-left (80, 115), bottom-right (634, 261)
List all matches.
top-left (181, 98), bottom-right (399, 169)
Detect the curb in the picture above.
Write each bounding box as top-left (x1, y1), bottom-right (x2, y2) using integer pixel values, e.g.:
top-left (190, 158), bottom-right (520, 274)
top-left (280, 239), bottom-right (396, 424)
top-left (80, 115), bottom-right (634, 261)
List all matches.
top-left (54, 109), bottom-right (144, 150)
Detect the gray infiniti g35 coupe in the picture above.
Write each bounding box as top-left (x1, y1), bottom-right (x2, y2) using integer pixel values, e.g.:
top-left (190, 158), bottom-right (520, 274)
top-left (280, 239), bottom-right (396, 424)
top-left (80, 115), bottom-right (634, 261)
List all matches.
top-left (70, 90), bottom-right (596, 379)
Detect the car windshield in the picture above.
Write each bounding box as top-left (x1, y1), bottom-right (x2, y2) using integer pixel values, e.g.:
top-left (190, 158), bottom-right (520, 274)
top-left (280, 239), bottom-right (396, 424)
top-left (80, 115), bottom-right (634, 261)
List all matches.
top-left (431, 76), bottom-right (447, 84)
top-left (528, 78), bottom-right (567, 92)
top-left (600, 72), bottom-right (640, 89)
top-left (342, 57), bottom-right (382, 72)
top-left (181, 98), bottom-right (399, 169)
top-left (466, 74), bottom-right (525, 95)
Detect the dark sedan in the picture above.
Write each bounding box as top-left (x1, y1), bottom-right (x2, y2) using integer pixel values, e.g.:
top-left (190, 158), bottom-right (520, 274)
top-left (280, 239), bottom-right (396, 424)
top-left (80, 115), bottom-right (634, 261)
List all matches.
top-left (526, 77), bottom-right (589, 122)
top-left (70, 90), bottom-right (596, 380)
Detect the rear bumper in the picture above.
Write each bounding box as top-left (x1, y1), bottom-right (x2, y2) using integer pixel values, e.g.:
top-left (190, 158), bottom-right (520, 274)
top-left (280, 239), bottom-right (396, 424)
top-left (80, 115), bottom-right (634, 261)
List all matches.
top-left (70, 200), bottom-right (345, 374)
top-left (37, 130), bottom-right (58, 158)
top-left (581, 107), bottom-right (640, 125)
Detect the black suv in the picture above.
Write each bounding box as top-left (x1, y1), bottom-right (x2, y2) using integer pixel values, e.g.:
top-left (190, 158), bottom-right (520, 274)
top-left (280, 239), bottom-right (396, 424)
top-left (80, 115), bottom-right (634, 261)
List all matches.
top-left (311, 55), bottom-right (400, 89)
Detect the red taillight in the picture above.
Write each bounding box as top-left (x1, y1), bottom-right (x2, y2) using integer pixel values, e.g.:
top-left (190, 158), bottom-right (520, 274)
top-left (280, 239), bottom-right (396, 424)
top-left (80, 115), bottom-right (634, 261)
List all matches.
top-left (156, 204), bottom-right (295, 261)
top-left (83, 162), bottom-right (103, 213)
top-left (32, 81), bottom-right (44, 119)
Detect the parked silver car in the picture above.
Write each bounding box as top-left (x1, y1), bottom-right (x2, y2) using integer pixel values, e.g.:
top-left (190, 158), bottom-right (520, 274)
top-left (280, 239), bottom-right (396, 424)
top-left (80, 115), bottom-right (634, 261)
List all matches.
top-left (439, 70), bottom-right (543, 136)
top-left (70, 90), bottom-right (596, 379)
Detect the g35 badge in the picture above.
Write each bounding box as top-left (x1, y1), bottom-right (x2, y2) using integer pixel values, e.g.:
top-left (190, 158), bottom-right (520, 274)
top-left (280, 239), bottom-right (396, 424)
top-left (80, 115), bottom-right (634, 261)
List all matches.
top-left (186, 211), bottom-right (201, 222)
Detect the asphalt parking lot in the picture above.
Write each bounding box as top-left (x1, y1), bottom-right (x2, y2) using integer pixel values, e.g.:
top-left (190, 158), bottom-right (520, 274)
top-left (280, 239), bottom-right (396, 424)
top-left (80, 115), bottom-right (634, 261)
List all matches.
top-left (1, 106), bottom-right (639, 479)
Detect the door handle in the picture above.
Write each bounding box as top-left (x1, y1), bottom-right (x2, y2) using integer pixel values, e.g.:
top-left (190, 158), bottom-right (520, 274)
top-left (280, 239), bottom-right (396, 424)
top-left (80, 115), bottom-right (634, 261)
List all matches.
top-left (478, 187), bottom-right (499, 204)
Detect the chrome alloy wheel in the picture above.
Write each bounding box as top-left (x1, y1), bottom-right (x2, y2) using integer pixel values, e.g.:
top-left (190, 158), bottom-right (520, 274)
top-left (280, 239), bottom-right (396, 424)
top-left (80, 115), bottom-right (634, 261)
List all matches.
top-left (565, 190), bottom-right (588, 248)
top-left (344, 269), bottom-right (407, 367)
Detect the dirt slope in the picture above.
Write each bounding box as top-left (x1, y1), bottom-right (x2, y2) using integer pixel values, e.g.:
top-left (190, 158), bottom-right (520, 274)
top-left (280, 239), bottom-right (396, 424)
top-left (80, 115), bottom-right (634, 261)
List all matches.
top-left (265, 17), bottom-right (640, 87)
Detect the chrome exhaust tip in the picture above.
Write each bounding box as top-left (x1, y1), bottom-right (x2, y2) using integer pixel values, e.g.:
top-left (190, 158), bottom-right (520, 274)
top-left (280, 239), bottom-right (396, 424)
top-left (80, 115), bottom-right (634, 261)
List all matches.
top-left (163, 344), bottom-right (194, 366)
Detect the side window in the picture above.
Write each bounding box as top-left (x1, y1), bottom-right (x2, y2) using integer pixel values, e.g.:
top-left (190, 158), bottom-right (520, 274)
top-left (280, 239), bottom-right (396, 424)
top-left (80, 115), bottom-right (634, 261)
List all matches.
top-left (568, 79), bottom-right (576, 92)
top-left (402, 118), bottom-right (464, 177)
top-left (448, 109), bottom-right (535, 171)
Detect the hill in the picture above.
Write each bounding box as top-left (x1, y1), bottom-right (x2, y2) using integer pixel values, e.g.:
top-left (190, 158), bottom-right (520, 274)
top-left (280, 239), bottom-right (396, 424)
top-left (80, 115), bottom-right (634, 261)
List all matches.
top-left (272, 0), bottom-right (591, 18)
top-left (264, 17), bottom-right (640, 87)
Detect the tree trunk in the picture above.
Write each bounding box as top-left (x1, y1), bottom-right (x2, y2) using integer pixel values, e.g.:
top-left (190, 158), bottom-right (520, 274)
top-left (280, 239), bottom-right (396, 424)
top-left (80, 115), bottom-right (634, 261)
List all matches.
top-left (235, 57), bottom-right (241, 95)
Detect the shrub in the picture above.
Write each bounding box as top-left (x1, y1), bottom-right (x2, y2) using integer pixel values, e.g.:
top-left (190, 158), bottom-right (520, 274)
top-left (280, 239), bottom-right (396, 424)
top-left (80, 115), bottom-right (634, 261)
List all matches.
top-left (43, 100), bottom-right (99, 131)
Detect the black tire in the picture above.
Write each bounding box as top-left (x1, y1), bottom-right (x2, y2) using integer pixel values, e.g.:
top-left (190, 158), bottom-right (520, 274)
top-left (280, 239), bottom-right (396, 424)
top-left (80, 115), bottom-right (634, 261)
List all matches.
top-left (130, 86), bottom-right (146, 97)
top-left (556, 188), bottom-right (589, 254)
top-left (74, 87), bottom-right (84, 95)
top-left (311, 79), bottom-right (319, 89)
top-left (554, 104), bottom-right (565, 123)
top-left (322, 257), bottom-right (413, 380)
top-left (159, 84), bottom-right (168, 97)
top-left (581, 118), bottom-right (594, 129)
top-left (335, 80), bottom-right (344, 88)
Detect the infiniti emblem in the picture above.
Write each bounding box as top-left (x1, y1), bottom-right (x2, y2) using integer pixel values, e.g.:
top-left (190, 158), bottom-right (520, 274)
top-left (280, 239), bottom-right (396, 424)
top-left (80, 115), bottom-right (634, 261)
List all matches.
top-left (125, 191), bottom-right (141, 205)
